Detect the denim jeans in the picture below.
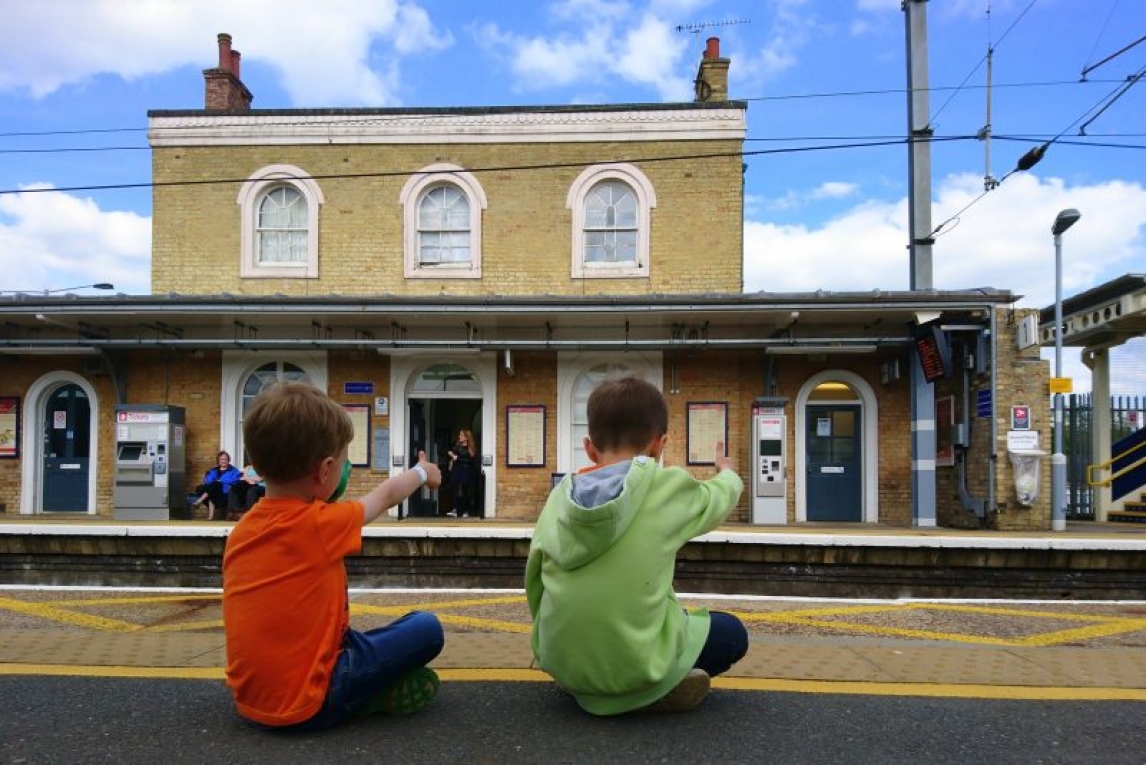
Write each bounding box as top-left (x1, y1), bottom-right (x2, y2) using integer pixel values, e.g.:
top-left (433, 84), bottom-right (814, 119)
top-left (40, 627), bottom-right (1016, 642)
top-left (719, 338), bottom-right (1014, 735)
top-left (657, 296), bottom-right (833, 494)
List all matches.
top-left (693, 610), bottom-right (748, 677)
top-left (287, 610), bottom-right (444, 731)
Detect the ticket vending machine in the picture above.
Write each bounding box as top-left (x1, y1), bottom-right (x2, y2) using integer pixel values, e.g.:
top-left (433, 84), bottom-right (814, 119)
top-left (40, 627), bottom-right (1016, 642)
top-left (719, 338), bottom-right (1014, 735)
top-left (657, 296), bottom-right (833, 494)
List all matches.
top-left (113, 405), bottom-right (186, 520)
top-left (751, 404), bottom-right (787, 524)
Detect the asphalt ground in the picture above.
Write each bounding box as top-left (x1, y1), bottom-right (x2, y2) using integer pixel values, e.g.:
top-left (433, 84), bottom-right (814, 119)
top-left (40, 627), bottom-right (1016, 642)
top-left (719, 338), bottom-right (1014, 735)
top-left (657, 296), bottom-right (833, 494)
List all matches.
top-left (2, 588), bottom-right (1145, 763)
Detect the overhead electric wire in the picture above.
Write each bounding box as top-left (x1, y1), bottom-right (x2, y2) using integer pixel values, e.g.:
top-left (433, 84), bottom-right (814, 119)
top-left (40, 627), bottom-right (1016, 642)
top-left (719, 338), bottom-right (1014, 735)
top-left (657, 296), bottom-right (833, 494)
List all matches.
top-left (0, 137), bottom-right (943, 196)
top-left (0, 78), bottom-right (1132, 144)
top-left (929, 0), bottom-right (1039, 126)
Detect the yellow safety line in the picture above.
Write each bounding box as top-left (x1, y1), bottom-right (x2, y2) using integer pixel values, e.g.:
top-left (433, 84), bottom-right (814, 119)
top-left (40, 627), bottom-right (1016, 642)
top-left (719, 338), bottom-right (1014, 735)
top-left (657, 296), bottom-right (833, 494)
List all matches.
top-left (712, 676), bottom-right (1146, 701)
top-left (0, 596), bottom-right (142, 633)
top-left (2, 664), bottom-right (1144, 701)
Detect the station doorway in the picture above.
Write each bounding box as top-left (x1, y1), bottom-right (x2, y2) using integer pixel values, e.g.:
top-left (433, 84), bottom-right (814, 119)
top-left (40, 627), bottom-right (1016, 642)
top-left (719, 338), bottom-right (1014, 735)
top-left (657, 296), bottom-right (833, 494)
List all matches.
top-left (405, 361), bottom-right (484, 518)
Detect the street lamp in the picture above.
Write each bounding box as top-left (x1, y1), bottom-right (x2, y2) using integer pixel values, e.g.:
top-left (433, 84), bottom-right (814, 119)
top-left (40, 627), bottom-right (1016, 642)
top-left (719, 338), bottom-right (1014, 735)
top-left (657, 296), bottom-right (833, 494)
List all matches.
top-left (1, 283), bottom-right (115, 296)
top-left (44, 283), bottom-right (115, 295)
top-left (1051, 208), bottom-right (1081, 532)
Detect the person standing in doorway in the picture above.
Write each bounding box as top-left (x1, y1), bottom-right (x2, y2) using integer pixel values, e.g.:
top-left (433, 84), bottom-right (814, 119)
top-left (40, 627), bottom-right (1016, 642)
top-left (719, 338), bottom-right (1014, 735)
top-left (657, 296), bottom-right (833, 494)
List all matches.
top-left (446, 429), bottom-right (479, 518)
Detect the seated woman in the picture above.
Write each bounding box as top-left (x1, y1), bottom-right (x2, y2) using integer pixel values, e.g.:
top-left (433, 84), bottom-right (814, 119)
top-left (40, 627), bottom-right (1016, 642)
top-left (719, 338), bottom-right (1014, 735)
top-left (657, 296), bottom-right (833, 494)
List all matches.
top-left (193, 451), bottom-right (242, 521)
top-left (227, 464), bottom-right (265, 521)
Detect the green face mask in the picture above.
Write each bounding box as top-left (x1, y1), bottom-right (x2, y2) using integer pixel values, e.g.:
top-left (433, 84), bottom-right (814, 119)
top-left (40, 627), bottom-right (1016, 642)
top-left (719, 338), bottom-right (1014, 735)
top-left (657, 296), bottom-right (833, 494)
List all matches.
top-left (328, 459), bottom-right (352, 502)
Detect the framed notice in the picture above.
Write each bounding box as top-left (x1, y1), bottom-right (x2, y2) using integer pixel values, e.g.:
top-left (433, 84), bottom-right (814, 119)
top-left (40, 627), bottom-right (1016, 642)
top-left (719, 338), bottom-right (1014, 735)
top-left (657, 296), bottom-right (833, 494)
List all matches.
top-left (343, 404), bottom-right (370, 467)
top-left (506, 405), bottom-right (546, 467)
top-left (687, 401), bottom-right (728, 465)
top-left (0, 396), bottom-right (18, 459)
top-left (936, 395), bottom-right (954, 467)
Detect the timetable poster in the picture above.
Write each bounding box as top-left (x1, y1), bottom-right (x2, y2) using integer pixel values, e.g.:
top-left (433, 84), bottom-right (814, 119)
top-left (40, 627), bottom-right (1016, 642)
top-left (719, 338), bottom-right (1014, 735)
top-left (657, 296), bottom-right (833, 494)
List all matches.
top-left (687, 402), bottom-right (727, 465)
top-left (507, 405), bottom-right (546, 467)
top-left (344, 404), bottom-right (370, 467)
top-left (0, 397), bottom-right (17, 458)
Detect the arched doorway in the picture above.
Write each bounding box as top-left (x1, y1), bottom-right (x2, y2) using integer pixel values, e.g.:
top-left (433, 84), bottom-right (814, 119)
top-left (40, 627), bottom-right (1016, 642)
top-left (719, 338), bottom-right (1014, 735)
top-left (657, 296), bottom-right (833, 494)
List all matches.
top-left (20, 372), bottom-right (101, 514)
top-left (406, 362), bottom-right (483, 517)
top-left (795, 371), bottom-right (879, 523)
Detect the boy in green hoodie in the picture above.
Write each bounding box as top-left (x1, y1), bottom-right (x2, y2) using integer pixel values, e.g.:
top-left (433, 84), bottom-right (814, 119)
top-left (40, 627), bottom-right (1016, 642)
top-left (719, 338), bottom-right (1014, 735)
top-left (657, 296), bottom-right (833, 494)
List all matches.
top-left (525, 376), bottom-right (748, 715)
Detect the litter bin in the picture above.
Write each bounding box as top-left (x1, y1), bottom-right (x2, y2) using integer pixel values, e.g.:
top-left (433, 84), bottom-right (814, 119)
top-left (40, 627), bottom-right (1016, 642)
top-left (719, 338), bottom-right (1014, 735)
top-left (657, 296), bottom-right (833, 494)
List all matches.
top-left (1007, 449), bottom-right (1046, 506)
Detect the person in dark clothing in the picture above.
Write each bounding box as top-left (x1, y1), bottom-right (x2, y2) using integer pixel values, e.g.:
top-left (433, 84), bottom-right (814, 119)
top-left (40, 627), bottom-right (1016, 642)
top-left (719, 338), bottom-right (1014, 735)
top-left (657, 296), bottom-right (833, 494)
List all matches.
top-left (193, 450), bottom-right (242, 521)
top-left (446, 429), bottom-right (479, 518)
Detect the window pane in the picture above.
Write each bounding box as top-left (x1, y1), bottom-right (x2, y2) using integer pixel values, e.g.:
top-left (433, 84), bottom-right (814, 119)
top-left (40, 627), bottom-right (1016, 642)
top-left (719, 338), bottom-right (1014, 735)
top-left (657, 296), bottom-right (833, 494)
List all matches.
top-left (418, 185), bottom-right (472, 266)
top-left (257, 186), bottom-right (307, 264)
top-left (583, 180), bottom-right (638, 266)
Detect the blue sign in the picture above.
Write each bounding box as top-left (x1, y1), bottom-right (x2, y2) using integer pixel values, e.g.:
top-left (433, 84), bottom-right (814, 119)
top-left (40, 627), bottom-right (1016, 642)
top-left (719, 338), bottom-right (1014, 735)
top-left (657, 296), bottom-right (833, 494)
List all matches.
top-left (976, 388), bottom-right (992, 418)
top-left (343, 381), bottom-right (374, 395)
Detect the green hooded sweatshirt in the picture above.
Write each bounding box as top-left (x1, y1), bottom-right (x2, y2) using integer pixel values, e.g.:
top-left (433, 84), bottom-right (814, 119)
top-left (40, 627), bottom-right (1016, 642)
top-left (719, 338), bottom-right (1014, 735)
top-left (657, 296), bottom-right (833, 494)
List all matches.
top-left (525, 455), bottom-right (743, 715)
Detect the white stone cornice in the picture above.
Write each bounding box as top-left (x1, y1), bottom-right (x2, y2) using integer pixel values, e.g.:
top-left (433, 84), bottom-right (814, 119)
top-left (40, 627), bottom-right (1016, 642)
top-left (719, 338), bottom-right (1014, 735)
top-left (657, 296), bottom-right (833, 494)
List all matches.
top-left (148, 107), bottom-right (746, 146)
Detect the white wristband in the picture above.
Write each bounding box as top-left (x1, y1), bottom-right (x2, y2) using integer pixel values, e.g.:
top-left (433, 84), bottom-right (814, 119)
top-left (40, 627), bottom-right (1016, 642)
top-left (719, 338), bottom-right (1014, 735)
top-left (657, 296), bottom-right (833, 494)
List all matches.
top-left (411, 464), bottom-right (428, 485)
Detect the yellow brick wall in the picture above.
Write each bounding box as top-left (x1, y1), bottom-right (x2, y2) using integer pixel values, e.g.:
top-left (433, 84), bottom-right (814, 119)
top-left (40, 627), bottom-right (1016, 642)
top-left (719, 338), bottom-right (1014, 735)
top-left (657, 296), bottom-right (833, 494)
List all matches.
top-left (151, 141), bottom-right (744, 298)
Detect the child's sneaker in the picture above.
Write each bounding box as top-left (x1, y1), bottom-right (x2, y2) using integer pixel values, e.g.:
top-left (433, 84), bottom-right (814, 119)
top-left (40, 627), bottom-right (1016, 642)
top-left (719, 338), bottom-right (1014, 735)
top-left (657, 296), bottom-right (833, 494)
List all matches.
top-left (641, 669), bottom-right (710, 713)
top-left (360, 667), bottom-right (440, 717)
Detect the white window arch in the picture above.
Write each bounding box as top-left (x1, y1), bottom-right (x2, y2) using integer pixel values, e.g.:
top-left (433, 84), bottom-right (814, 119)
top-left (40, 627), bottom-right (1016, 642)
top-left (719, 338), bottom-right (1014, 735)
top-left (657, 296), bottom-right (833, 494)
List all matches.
top-left (556, 352), bottom-right (662, 473)
top-left (400, 163), bottom-right (487, 279)
top-left (220, 351), bottom-right (328, 461)
top-left (237, 164), bottom-right (324, 279)
top-left (567, 163), bottom-right (656, 279)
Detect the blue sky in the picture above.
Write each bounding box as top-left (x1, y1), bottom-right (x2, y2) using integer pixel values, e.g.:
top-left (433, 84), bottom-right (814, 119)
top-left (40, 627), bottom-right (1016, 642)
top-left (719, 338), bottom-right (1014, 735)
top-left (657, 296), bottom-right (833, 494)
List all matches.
top-left (0, 0), bottom-right (1143, 392)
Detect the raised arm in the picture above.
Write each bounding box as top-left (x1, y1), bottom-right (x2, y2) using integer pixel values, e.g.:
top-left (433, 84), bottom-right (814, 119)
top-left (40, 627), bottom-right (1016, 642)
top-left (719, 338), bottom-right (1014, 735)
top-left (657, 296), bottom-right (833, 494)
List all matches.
top-left (360, 450), bottom-right (442, 525)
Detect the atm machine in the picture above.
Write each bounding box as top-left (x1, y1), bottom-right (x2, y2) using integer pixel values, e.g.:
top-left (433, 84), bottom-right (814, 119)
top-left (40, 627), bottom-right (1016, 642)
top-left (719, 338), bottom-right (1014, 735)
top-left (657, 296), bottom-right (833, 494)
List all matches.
top-left (751, 400), bottom-right (788, 524)
top-left (113, 405), bottom-right (186, 520)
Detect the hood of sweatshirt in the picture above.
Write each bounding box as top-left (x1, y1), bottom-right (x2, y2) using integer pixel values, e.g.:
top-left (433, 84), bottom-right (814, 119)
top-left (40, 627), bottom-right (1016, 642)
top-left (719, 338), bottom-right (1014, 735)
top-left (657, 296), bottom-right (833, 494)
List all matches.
top-left (539, 456), bottom-right (656, 571)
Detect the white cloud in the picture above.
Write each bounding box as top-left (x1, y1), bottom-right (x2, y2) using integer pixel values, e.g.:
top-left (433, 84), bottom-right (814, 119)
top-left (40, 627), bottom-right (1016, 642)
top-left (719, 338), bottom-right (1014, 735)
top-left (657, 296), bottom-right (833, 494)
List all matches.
top-left (477, 5), bottom-right (691, 100)
top-left (745, 172), bottom-right (1146, 308)
top-left (0, 0), bottom-right (452, 106)
top-left (0, 187), bottom-right (150, 295)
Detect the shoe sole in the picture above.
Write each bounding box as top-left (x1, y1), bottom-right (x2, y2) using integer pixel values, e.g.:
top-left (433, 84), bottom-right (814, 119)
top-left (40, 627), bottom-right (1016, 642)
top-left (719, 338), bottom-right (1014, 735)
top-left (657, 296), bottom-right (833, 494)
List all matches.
top-left (641, 669), bottom-right (710, 713)
top-left (379, 667), bottom-right (440, 716)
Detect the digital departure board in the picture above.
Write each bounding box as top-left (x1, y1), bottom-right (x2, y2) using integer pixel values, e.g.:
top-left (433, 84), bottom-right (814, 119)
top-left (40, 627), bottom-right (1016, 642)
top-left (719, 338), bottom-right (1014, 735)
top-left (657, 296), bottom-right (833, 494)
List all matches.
top-left (914, 321), bottom-right (953, 383)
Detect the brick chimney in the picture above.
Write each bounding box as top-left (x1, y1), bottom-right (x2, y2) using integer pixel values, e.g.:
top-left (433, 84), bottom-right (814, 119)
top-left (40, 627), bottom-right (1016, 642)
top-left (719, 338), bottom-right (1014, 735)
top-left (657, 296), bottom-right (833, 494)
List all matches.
top-left (203, 33), bottom-right (253, 111)
top-left (694, 37), bottom-right (730, 103)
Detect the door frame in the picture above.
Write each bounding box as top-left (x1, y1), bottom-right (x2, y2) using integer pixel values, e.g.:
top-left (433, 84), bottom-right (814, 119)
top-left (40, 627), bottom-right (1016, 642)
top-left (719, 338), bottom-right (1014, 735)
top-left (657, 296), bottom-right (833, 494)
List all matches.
top-left (795, 370), bottom-right (879, 523)
top-left (390, 354), bottom-right (497, 518)
top-left (20, 371), bottom-right (101, 515)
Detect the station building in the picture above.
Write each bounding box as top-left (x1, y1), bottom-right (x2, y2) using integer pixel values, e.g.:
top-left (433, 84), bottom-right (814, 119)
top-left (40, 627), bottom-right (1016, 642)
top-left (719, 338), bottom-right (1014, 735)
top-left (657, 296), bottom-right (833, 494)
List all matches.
top-left (0, 35), bottom-right (1053, 530)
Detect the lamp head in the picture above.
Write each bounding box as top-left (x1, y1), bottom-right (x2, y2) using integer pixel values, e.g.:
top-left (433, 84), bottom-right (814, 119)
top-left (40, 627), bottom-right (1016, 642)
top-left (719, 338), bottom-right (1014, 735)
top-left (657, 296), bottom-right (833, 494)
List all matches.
top-left (1052, 208), bottom-right (1081, 236)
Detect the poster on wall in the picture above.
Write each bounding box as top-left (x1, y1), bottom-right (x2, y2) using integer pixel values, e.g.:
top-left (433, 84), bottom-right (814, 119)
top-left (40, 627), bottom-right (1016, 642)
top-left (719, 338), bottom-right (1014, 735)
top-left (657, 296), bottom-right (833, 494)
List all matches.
top-left (506, 405), bottom-right (546, 467)
top-left (936, 395), bottom-right (954, 467)
top-left (687, 402), bottom-right (728, 465)
top-left (343, 404), bottom-right (370, 467)
top-left (0, 396), bottom-right (18, 459)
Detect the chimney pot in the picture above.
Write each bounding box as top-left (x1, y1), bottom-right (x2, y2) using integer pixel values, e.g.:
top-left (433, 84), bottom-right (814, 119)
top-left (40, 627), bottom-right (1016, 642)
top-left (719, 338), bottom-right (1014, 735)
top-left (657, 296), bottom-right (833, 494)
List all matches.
top-left (231, 50), bottom-right (241, 80)
top-left (217, 32), bottom-right (233, 71)
top-left (705, 37), bottom-right (720, 59)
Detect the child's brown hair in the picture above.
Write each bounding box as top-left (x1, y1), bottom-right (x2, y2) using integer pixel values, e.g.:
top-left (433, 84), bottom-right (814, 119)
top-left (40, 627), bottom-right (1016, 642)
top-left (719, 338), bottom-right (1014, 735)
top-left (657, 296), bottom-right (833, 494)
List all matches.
top-left (242, 382), bottom-right (354, 482)
top-left (586, 376), bottom-right (668, 453)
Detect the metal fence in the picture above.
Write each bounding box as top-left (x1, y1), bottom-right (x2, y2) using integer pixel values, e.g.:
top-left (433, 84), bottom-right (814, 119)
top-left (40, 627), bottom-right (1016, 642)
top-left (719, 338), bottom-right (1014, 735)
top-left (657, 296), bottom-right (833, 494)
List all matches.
top-left (1062, 394), bottom-right (1146, 520)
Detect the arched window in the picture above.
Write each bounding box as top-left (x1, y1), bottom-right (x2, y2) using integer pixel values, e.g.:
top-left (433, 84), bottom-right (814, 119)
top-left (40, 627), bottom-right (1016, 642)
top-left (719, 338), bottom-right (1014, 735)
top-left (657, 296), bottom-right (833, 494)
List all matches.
top-left (569, 363), bottom-right (634, 473)
top-left (401, 164), bottom-right (487, 279)
top-left (238, 361), bottom-right (312, 462)
top-left (237, 165), bottom-right (324, 279)
top-left (567, 163), bottom-right (656, 279)
top-left (257, 186), bottom-right (307, 263)
top-left (418, 186), bottom-right (471, 265)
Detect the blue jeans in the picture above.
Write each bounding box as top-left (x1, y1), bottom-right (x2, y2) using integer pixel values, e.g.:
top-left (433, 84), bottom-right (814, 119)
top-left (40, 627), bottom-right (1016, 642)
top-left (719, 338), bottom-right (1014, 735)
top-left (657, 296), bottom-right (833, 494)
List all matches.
top-left (693, 610), bottom-right (748, 677)
top-left (286, 610), bottom-right (444, 731)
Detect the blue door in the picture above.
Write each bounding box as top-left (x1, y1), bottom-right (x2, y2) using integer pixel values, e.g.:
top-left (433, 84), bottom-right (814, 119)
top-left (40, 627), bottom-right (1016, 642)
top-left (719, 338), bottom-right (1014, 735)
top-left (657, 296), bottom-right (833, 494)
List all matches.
top-left (42, 384), bottom-right (91, 512)
top-left (806, 405), bottom-right (862, 521)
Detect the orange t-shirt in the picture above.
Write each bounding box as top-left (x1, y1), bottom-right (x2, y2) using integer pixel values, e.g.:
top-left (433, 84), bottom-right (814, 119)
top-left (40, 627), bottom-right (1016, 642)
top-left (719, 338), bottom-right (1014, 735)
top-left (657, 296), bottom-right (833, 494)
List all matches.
top-left (222, 496), bottom-right (364, 726)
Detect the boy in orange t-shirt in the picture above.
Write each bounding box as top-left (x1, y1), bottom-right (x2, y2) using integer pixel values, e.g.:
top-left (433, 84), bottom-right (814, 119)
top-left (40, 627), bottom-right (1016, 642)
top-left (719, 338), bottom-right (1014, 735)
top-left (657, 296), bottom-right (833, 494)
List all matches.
top-left (223, 382), bottom-right (444, 730)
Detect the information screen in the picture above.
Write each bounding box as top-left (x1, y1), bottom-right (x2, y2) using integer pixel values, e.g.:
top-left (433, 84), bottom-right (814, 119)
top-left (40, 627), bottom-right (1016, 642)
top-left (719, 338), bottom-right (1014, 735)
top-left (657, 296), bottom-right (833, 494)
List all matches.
top-left (914, 322), bottom-right (953, 383)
